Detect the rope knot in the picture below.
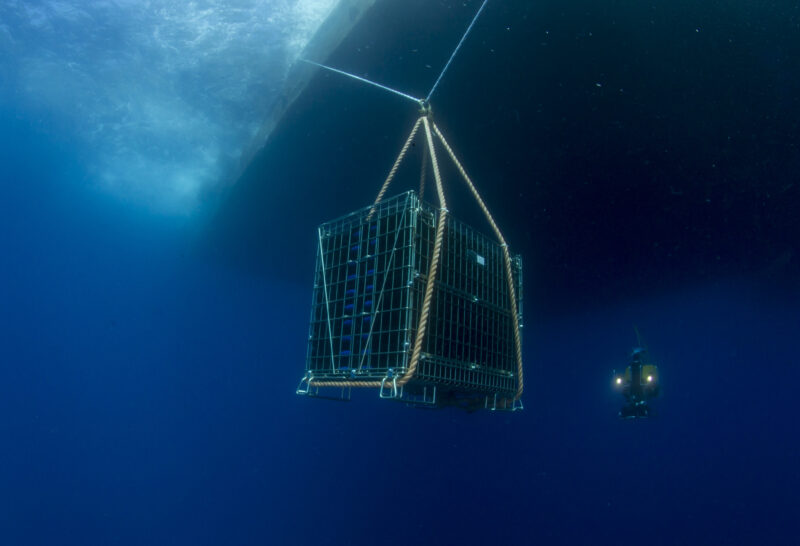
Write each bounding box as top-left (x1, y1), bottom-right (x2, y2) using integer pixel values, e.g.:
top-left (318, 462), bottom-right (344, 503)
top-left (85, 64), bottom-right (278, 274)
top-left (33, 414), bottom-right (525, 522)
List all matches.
top-left (418, 100), bottom-right (433, 118)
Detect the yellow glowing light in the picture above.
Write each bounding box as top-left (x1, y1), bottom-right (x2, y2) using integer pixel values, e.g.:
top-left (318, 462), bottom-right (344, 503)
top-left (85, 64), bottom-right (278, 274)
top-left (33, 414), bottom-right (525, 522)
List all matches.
top-left (616, 377), bottom-right (622, 385)
top-left (647, 375), bottom-right (653, 382)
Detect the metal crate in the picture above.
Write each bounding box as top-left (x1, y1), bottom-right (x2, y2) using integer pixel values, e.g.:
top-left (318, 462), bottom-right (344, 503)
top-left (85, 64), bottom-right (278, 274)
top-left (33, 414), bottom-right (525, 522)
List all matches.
top-left (302, 190), bottom-right (522, 406)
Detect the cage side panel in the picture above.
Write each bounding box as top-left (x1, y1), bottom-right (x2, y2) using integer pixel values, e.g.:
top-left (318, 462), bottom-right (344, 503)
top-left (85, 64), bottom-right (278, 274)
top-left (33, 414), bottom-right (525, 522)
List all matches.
top-left (304, 191), bottom-right (524, 399)
top-left (305, 192), bottom-right (420, 382)
top-left (414, 215), bottom-right (520, 396)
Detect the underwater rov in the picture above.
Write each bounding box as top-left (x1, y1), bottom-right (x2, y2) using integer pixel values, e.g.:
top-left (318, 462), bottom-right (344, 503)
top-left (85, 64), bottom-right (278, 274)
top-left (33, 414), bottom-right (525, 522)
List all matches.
top-left (296, 1), bottom-right (524, 411)
top-left (613, 329), bottom-right (660, 418)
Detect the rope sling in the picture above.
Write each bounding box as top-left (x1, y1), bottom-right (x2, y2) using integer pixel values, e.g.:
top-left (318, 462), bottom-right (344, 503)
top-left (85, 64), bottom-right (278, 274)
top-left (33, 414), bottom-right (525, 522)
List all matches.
top-left (298, 0), bottom-right (523, 404)
top-left (307, 112), bottom-right (524, 401)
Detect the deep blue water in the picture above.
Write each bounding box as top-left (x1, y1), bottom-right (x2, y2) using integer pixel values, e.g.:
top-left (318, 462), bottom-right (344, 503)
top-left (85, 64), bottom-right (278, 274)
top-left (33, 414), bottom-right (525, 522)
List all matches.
top-left (3, 1), bottom-right (800, 545)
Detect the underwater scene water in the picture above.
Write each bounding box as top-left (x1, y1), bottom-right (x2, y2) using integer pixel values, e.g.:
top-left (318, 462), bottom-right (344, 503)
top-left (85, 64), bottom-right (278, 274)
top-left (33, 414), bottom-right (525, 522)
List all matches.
top-left (1, 1), bottom-right (798, 545)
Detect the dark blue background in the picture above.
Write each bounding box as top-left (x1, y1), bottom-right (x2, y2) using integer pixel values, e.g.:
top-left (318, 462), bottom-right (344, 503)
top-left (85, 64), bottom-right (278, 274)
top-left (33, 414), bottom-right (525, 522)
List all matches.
top-left (2, 1), bottom-right (799, 545)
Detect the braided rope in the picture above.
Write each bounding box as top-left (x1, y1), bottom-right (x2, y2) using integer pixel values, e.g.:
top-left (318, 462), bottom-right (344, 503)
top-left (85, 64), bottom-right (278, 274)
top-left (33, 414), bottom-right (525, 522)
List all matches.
top-left (309, 379), bottom-right (383, 388)
top-left (367, 117), bottom-right (422, 221)
top-left (397, 116), bottom-right (448, 388)
top-left (419, 140), bottom-right (428, 200)
top-left (432, 122), bottom-right (524, 400)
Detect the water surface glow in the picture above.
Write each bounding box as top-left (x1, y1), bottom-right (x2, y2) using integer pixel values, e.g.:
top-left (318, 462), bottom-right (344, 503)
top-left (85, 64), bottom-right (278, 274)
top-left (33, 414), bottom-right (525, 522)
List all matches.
top-left (0, 0), bottom-right (338, 213)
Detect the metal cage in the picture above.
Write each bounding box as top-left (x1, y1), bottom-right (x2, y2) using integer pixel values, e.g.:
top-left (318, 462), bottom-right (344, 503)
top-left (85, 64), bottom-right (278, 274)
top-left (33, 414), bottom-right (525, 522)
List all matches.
top-left (301, 190), bottom-right (522, 407)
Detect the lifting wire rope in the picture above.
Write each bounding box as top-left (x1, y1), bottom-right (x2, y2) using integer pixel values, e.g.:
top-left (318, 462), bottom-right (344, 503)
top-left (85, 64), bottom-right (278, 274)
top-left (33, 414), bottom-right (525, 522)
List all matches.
top-left (426, 0), bottom-right (489, 103)
top-left (300, 59), bottom-right (423, 105)
top-left (300, 0), bottom-right (490, 108)
top-left (299, 0), bottom-right (524, 405)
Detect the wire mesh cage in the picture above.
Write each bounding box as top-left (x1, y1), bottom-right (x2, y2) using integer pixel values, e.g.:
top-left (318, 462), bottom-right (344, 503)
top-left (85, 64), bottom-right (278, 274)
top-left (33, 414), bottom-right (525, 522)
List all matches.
top-left (301, 190), bottom-right (522, 407)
